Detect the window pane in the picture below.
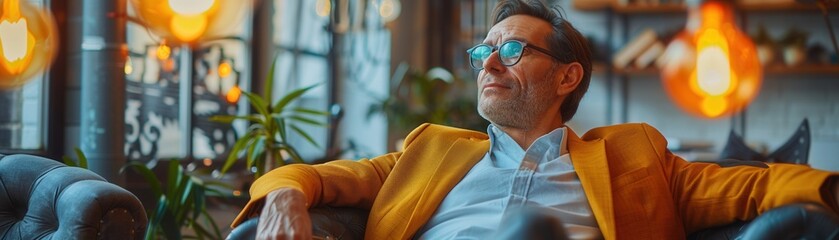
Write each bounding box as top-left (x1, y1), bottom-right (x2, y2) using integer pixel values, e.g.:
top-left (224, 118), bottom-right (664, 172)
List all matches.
top-left (192, 39), bottom-right (250, 160)
top-left (0, 77), bottom-right (44, 150)
top-left (124, 21), bottom-right (184, 161)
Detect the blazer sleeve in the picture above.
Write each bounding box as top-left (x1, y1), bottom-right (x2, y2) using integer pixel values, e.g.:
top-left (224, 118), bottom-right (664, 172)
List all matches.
top-left (231, 123), bottom-right (432, 227)
top-left (641, 124), bottom-right (838, 233)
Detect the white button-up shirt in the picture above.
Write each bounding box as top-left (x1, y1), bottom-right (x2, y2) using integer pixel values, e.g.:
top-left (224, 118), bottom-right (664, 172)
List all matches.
top-left (415, 125), bottom-right (602, 239)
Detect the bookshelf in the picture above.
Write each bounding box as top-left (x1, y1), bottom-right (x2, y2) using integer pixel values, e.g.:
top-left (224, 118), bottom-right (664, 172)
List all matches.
top-left (576, 0), bottom-right (839, 131)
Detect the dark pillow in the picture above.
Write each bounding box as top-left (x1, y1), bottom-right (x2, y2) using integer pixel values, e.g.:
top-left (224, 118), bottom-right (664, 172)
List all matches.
top-left (719, 119), bottom-right (810, 165)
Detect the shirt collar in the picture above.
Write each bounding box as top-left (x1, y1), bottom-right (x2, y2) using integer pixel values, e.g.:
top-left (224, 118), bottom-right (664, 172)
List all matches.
top-left (486, 124), bottom-right (568, 161)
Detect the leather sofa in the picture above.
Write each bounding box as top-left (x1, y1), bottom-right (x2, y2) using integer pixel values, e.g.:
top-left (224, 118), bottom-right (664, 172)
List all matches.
top-left (0, 154), bottom-right (148, 239)
top-left (226, 202), bottom-right (839, 239)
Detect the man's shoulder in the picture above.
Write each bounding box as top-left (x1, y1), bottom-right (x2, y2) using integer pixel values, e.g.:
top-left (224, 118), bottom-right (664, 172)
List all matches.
top-left (579, 122), bottom-right (665, 143)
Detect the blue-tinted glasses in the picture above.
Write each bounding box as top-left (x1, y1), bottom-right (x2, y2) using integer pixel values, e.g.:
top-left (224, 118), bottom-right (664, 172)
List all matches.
top-left (467, 40), bottom-right (560, 70)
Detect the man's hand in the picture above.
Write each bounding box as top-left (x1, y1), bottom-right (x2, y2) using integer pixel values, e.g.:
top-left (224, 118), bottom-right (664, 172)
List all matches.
top-left (257, 188), bottom-right (312, 240)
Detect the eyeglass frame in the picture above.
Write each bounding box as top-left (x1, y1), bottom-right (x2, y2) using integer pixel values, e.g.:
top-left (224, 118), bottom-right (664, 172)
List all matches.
top-left (466, 40), bottom-right (562, 70)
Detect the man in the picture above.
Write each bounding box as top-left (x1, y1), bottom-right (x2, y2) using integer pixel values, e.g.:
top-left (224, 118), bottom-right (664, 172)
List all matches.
top-left (232, 0), bottom-right (839, 239)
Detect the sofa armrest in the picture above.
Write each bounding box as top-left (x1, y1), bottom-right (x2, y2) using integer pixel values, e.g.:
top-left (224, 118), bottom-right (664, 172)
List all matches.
top-left (739, 203), bottom-right (839, 239)
top-left (689, 203), bottom-right (839, 240)
top-left (0, 154), bottom-right (147, 239)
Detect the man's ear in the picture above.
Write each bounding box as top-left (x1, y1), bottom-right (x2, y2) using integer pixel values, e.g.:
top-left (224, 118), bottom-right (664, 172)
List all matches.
top-left (556, 62), bottom-right (584, 96)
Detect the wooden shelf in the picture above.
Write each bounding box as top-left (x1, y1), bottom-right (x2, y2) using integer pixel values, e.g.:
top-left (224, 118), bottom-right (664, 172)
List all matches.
top-left (575, 1), bottom-right (839, 13)
top-left (764, 64), bottom-right (839, 75)
top-left (600, 64), bottom-right (839, 77)
top-left (613, 4), bottom-right (686, 14)
top-left (738, 2), bottom-right (839, 12)
top-left (614, 67), bottom-right (660, 76)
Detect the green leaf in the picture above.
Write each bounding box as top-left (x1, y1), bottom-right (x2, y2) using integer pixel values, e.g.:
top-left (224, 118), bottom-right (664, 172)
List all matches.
top-left (273, 150), bottom-right (283, 168)
top-left (203, 208), bottom-right (223, 238)
top-left (209, 115), bottom-right (263, 124)
top-left (290, 124), bottom-right (321, 148)
top-left (176, 186), bottom-right (194, 224)
top-left (278, 144), bottom-right (304, 164)
top-left (179, 178), bottom-right (195, 208)
top-left (289, 115), bottom-right (325, 126)
top-left (191, 221), bottom-right (213, 240)
top-left (264, 53), bottom-right (278, 107)
top-left (292, 107), bottom-right (328, 116)
top-left (245, 136), bottom-right (258, 172)
top-left (242, 91), bottom-right (271, 118)
top-left (202, 180), bottom-right (235, 190)
top-left (272, 84), bottom-right (321, 113)
top-left (208, 115), bottom-right (237, 124)
top-left (160, 208), bottom-right (181, 240)
top-left (62, 155), bottom-right (77, 167)
top-left (203, 187), bottom-right (226, 197)
top-left (74, 148), bottom-right (88, 169)
top-left (167, 160), bottom-right (182, 200)
top-left (255, 156), bottom-right (266, 179)
top-left (193, 186), bottom-right (205, 222)
top-left (221, 133), bottom-right (252, 175)
top-left (148, 196), bottom-right (169, 239)
top-left (275, 117), bottom-right (287, 142)
top-left (124, 161), bottom-right (163, 197)
top-left (248, 136), bottom-right (266, 169)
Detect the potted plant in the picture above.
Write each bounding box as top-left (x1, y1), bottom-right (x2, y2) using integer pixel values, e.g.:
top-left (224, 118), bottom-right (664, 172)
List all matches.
top-left (210, 56), bottom-right (327, 178)
top-left (367, 64), bottom-right (488, 149)
top-left (124, 160), bottom-right (230, 240)
top-left (780, 28), bottom-right (809, 66)
top-left (752, 25), bottom-right (776, 66)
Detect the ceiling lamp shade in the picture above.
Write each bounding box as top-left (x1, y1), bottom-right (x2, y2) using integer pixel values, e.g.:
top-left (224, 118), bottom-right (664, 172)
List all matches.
top-left (660, 1), bottom-right (762, 119)
top-left (130, 0), bottom-right (247, 45)
top-left (0, 0), bottom-right (57, 89)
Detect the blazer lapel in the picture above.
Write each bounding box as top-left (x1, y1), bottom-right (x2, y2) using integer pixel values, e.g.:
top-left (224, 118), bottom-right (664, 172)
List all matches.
top-left (400, 137), bottom-right (490, 238)
top-left (568, 129), bottom-right (616, 239)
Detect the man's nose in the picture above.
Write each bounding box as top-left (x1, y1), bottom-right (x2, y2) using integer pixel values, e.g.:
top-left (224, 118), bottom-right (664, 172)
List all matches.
top-left (482, 51), bottom-right (506, 74)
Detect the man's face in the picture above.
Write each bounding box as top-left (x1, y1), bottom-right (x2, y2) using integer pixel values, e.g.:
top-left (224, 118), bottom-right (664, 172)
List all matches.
top-left (477, 15), bottom-right (563, 129)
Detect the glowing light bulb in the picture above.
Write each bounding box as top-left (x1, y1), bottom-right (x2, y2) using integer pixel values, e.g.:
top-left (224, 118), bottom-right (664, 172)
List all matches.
top-left (226, 84), bottom-right (241, 104)
top-left (165, 0), bottom-right (216, 42)
top-left (218, 61), bottom-right (231, 78)
top-left (316, 0), bottom-right (331, 17)
top-left (156, 43), bottom-right (171, 60)
top-left (701, 97), bottom-right (727, 118)
top-left (660, 2), bottom-right (760, 119)
top-left (170, 14), bottom-right (207, 42)
top-left (132, 0), bottom-right (246, 45)
top-left (168, 0), bottom-right (215, 15)
top-left (0, 0), bottom-right (36, 75)
top-left (125, 56), bottom-right (133, 74)
top-left (695, 46), bottom-right (731, 96)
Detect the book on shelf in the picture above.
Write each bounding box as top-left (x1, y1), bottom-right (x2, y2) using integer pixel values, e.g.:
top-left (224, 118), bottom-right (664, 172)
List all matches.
top-left (635, 41), bottom-right (665, 69)
top-left (613, 28), bottom-right (658, 69)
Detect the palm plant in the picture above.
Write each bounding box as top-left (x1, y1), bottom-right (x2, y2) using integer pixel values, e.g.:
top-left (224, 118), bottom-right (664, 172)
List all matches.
top-left (210, 57), bottom-right (326, 178)
top-left (124, 160), bottom-right (230, 240)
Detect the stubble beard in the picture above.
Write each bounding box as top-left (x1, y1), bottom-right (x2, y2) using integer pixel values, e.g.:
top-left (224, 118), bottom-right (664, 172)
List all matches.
top-left (477, 66), bottom-right (559, 130)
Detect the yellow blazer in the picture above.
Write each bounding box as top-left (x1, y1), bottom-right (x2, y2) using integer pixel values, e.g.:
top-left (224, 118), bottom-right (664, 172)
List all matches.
top-left (233, 123), bottom-right (837, 239)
